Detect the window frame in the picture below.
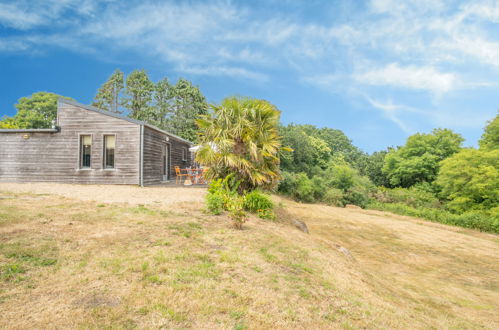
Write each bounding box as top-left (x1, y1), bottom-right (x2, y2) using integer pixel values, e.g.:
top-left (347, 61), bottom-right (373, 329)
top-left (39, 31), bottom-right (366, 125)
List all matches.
top-left (103, 134), bottom-right (117, 170)
top-left (182, 147), bottom-right (187, 161)
top-left (79, 134), bottom-right (93, 170)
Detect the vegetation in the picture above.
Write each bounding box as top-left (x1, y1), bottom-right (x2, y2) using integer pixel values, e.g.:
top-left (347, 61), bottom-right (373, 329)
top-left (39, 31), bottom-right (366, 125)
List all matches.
top-left (205, 176), bottom-right (275, 227)
top-left (276, 113), bottom-right (498, 233)
top-left (93, 69), bottom-right (208, 142)
top-left (0, 92), bottom-right (74, 129)
top-left (196, 97), bottom-right (288, 193)
top-left (382, 128), bottom-right (464, 187)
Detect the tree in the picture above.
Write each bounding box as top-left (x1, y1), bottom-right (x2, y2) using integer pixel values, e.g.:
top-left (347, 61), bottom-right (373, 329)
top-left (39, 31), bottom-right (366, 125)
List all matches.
top-left (0, 92), bottom-right (73, 129)
top-left (196, 97), bottom-right (288, 193)
top-left (279, 124), bottom-right (367, 175)
top-left (153, 78), bottom-right (174, 129)
top-left (479, 111), bottom-right (499, 151)
top-left (92, 69), bottom-right (124, 113)
top-left (365, 150), bottom-right (392, 187)
top-left (436, 148), bottom-right (499, 212)
top-left (383, 128), bottom-right (464, 187)
top-left (167, 78), bottom-right (208, 142)
top-left (124, 69), bottom-right (154, 121)
top-left (0, 116), bottom-right (18, 128)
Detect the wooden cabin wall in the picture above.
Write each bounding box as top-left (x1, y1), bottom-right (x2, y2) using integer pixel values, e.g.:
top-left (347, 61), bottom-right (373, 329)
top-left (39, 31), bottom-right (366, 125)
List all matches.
top-left (142, 126), bottom-right (192, 185)
top-left (0, 103), bottom-right (141, 184)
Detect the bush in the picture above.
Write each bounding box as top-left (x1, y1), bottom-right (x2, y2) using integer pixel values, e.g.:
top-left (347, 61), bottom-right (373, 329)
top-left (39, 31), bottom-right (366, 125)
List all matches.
top-left (372, 187), bottom-right (440, 209)
top-left (207, 175), bottom-right (275, 225)
top-left (323, 188), bottom-right (344, 207)
top-left (344, 187), bottom-right (369, 208)
top-left (243, 190), bottom-right (273, 213)
top-left (206, 176), bottom-right (238, 215)
top-left (243, 190), bottom-right (275, 219)
top-left (206, 193), bottom-right (224, 215)
top-left (368, 201), bottom-right (499, 233)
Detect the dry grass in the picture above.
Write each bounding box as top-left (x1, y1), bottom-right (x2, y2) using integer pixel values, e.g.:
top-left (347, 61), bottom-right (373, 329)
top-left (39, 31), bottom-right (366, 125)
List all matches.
top-left (0, 183), bottom-right (497, 329)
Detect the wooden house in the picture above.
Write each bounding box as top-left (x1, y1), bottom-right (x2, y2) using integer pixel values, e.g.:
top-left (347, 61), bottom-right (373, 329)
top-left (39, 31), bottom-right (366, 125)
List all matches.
top-left (0, 99), bottom-right (193, 186)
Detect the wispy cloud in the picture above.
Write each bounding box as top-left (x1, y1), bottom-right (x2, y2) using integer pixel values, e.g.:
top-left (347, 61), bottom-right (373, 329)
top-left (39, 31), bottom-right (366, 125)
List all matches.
top-left (0, 0), bottom-right (498, 135)
top-left (354, 63), bottom-right (459, 94)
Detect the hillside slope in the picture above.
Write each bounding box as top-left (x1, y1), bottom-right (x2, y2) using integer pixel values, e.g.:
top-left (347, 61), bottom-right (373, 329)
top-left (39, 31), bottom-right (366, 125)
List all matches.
top-left (0, 183), bottom-right (497, 329)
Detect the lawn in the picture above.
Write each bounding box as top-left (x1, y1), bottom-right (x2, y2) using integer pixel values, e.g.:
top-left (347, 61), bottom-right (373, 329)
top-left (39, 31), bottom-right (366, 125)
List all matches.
top-left (0, 183), bottom-right (498, 329)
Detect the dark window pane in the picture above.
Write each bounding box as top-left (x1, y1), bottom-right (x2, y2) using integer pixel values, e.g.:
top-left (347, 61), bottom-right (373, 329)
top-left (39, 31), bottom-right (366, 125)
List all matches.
top-left (80, 135), bottom-right (91, 168)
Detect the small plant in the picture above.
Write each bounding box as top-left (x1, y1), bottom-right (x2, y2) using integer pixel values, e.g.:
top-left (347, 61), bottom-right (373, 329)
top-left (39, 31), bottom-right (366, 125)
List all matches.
top-left (226, 195), bottom-right (247, 230)
top-left (257, 208), bottom-right (276, 220)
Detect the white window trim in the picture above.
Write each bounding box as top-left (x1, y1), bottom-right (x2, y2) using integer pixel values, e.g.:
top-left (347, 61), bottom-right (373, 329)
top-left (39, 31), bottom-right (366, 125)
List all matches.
top-left (182, 147), bottom-right (187, 161)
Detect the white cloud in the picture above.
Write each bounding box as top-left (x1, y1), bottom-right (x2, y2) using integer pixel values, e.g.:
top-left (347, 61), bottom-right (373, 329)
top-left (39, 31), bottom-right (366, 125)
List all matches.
top-left (354, 63), bottom-right (459, 94)
top-left (178, 65), bottom-right (268, 82)
top-left (365, 97), bottom-right (414, 133)
top-left (0, 2), bottom-right (44, 29)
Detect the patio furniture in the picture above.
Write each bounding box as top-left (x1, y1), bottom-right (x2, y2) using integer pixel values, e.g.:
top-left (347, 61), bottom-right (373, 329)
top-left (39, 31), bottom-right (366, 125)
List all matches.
top-left (197, 168), bottom-right (209, 184)
top-left (174, 166), bottom-right (189, 184)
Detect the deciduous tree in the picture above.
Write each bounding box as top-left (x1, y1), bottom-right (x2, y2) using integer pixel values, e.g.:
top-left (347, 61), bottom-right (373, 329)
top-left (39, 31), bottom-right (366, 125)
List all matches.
top-left (0, 92), bottom-right (73, 129)
top-left (383, 128), bottom-right (464, 187)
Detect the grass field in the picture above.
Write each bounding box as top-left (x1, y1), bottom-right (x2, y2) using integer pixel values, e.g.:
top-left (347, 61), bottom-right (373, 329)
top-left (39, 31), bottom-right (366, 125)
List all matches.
top-left (0, 183), bottom-right (498, 329)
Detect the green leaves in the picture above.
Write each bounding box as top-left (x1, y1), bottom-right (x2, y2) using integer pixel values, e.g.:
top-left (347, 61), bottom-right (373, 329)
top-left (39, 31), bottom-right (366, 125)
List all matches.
top-left (382, 128), bottom-right (464, 187)
top-left (436, 148), bottom-right (499, 212)
top-left (479, 111), bottom-right (499, 151)
top-left (92, 69), bottom-right (125, 113)
top-left (0, 92), bottom-right (74, 129)
top-left (91, 70), bottom-right (208, 142)
top-left (196, 97), bottom-right (285, 192)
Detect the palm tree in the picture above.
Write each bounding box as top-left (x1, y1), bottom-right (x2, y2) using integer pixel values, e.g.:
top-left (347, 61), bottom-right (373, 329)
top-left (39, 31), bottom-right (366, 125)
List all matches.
top-left (196, 97), bottom-right (289, 193)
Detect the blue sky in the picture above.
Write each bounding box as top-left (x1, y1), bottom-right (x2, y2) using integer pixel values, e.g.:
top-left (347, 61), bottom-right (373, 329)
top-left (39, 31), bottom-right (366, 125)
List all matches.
top-left (0, 0), bottom-right (498, 152)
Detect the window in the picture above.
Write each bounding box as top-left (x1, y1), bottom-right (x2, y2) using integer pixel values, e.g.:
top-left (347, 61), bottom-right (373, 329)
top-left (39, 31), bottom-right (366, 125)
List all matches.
top-left (182, 147), bottom-right (187, 161)
top-left (80, 135), bottom-right (92, 168)
top-left (103, 135), bottom-right (116, 169)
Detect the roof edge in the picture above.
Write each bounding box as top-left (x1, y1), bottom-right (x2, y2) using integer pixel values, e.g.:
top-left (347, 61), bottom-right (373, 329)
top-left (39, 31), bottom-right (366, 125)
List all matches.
top-left (58, 98), bottom-right (193, 145)
top-left (0, 128), bottom-right (59, 133)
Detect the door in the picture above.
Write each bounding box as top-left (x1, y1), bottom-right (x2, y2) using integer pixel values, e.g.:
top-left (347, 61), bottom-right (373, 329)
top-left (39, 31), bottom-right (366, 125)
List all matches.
top-left (162, 144), bottom-right (170, 181)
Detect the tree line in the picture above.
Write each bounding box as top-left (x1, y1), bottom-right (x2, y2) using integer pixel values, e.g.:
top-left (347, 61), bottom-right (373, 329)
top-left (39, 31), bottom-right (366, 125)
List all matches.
top-left (0, 69), bottom-right (208, 142)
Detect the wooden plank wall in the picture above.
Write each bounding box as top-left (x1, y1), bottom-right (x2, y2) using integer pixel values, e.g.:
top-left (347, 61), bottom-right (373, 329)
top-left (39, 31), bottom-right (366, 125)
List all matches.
top-left (0, 103), bottom-right (141, 184)
top-left (142, 126), bottom-right (192, 185)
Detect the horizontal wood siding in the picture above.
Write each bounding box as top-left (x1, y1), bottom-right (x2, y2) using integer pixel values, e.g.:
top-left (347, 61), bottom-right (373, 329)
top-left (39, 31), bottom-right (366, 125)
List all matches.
top-left (0, 103), bottom-right (140, 184)
top-left (142, 126), bottom-right (192, 185)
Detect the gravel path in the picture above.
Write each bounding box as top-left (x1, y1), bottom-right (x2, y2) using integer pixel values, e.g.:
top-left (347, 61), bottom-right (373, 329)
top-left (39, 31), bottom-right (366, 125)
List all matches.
top-left (0, 182), bottom-right (206, 206)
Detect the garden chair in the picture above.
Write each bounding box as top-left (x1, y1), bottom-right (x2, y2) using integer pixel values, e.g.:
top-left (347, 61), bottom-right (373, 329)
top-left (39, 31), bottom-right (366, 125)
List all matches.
top-left (174, 166), bottom-right (188, 184)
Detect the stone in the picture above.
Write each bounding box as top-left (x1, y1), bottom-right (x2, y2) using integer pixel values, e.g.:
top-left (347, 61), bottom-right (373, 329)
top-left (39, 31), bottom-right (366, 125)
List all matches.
top-left (292, 219), bottom-right (309, 234)
top-left (338, 246), bottom-right (354, 260)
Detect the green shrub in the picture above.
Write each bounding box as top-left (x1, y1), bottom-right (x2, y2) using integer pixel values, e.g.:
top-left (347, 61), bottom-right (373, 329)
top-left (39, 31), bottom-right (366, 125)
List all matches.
top-left (243, 190), bottom-right (273, 213)
top-left (243, 190), bottom-right (275, 219)
top-left (323, 188), bottom-right (344, 207)
top-left (206, 193), bottom-right (224, 215)
top-left (368, 201), bottom-right (498, 233)
top-left (372, 187), bottom-right (440, 209)
top-left (344, 187), bottom-right (369, 208)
